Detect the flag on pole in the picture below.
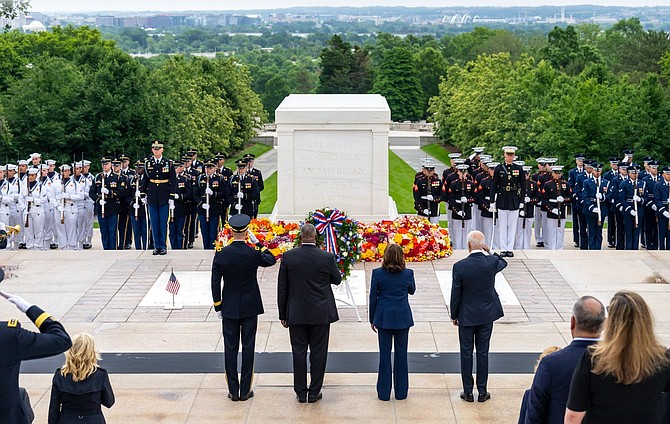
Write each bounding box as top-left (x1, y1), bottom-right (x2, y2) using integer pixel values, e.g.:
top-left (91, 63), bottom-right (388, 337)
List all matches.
top-left (166, 271), bottom-right (180, 295)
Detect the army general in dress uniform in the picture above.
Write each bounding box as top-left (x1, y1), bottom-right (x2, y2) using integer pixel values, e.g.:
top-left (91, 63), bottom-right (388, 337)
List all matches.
top-left (211, 214), bottom-right (276, 401)
top-left (143, 141), bottom-right (174, 255)
top-left (489, 146), bottom-right (526, 257)
top-left (0, 283), bottom-right (72, 424)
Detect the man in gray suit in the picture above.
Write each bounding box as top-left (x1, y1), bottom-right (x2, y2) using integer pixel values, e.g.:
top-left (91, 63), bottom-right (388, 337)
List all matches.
top-left (450, 230), bottom-right (507, 403)
top-left (278, 223), bottom-right (342, 403)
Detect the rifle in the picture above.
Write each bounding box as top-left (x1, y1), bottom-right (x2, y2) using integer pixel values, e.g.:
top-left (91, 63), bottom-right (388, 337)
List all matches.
top-left (596, 178), bottom-right (602, 227)
top-left (633, 179), bottom-right (639, 229)
top-left (667, 182), bottom-right (670, 231)
top-left (60, 176), bottom-right (66, 224)
top-left (134, 174), bottom-right (140, 219)
top-left (522, 180), bottom-right (528, 230)
top-left (205, 173), bottom-right (210, 222)
top-left (236, 171), bottom-right (243, 212)
top-left (25, 184), bottom-right (32, 228)
top-left (557, 179), bottom-right (563, 228)
top-left (101, 173), bottom-right (106, 219)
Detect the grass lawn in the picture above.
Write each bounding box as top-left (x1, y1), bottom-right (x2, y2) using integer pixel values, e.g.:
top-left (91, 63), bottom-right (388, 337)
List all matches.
top-left (389, 150), bottom-right (420, 214)
top-left (230, 143), bottom-right (272, 162)
top-left (259, 172), bottom-right (277, 214)
top-left (421, 143), bottom-right (453, 166)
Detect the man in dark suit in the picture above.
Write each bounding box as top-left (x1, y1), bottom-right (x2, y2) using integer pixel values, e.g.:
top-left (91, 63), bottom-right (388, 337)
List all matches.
top-left (523, 296), bottom-right (604, 424)
top-left (450, 230), bottom-right (507, 403)
top-left (0, 281), bottom-right (72, 424)
top-left (278, 223), bottom-right (342, 403)
top-left (211, 214), bottom-right (276, 402)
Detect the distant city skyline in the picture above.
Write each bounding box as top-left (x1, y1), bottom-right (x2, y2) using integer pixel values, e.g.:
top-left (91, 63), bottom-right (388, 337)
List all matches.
top-left (27, 0), bottom-right (670, 12)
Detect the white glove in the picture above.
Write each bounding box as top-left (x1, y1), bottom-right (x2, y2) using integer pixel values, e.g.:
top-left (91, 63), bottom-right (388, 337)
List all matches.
top-left (596, 193), bottom-right (604, 200)
top-left (556, 196), bottom-right (564, 203)
top-left (422, 208), bottom-right (430, 215)
top-left (455, 210), bottom-right (464, 217)
top-left (33, 198), bottom-right (41, 206)
top-left (248, 230), bottom-right (259, 244)
top-left (62, 193), bottom-right (70, 200)
top-left (425, 194), bottom-right (434, 201)
top-left (133, 203), bottom-right (140, 210)
top-left (141, 197), bottom-right (147, 205)
top-left (56, 193), bottom-right (63, 200)
top-left (13, 194), bottom-right (20, 201)
top-left (519, 202), bottom-right (525, 208)
top-left (205, 187), bottom-right (213, 195)
top-left (652, 204), bottom-right (657, 211)
top-left (216, 310), bottom-right (222, 319)
top-left (592, 207), bottom-right (600, 214)
top-left (630, 210), bottom-right (637, 217)
top-left (460, 196), bottom-right (468, 203)
top-left (99, 200), bottom-right (106, 206)
top-left (135, 190), bottom-right (141, 198)
top-left (235, 204), bottom-right (243, 211)
top-left (519, 210), bottom-right (525, 217)
top-left (173, 193), bottom-right (179, 200)
top-left (236, 191), bottom-right (244, 199)
top-left (664, 211), bottom-right (670, 219)
top-left (101, 187), bottom-right (109, 194)
top-left (202, 203), bottom-right (210, 210)
top-left (0, 291), bottom-right (32, 313)
top-left (551, 208), bottom-right (559, 215)
top-left (633, 195), bottom-right (642, 202)
top-left (524, 196), bottom-right (531, 203)
top-left (489, 203), bottom-right (496, 212)
top-left (168, 199), bottom-right (175, 210)
top-left (25, 196), bottom-right (34, 203)
top-left (57, 205), bottom-right (64, 212)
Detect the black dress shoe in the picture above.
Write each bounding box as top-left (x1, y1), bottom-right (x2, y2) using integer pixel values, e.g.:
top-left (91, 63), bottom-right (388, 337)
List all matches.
top-left (307, 392), bottom-right (322, 403)
top-left (18, 243), bottom-right (27, 249)
top-left (82, 243), bottom-right (92, 249)
top-left (460, 392), bottom-right (474, 402)
top-left (297, 394), bottom-right (307, 403)
top-left (152, 249), bottom-right (159, 255)
top-left (187, 242), bottom-right (193, 249)
top-left (478, 392), bottom-right (491, 402)
top-left (499, 251), bottom-right (508, 257)
top-left (536, 242), bottom-right (544, 248)
top-left (227, 392), bottom-right (239, 402)
top-left (50, 243), bottom-right (58, 250)
top-left (159, 248), bottom-right (167, 255)
top-left (574, 242), bottom-right (579, 247)
top-left (607, 243), bottom-right (615, 248)
top-left (507, 251), bottom-right (514, 258)
top-left (124, 244), bottom-right (132, 250)
top-left (240, 390), bottom-right (254, 401)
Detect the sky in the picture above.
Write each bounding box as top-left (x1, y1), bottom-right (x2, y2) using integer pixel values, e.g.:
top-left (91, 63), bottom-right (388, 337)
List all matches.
top-left (27, 0), bottom-right (670, 12)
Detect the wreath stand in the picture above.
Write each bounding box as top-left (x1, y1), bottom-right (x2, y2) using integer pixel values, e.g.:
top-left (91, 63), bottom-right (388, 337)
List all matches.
top-left (333, 278), bottom-right (362, 322)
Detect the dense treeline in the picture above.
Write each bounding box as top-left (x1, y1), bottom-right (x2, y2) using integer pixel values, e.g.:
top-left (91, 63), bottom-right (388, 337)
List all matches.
top-left (0, 26), bottom-right (264, 166)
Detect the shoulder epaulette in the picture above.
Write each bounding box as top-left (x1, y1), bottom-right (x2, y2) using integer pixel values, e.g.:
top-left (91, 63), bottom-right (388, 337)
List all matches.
top-left (7, 319), bottom-right (18, 328)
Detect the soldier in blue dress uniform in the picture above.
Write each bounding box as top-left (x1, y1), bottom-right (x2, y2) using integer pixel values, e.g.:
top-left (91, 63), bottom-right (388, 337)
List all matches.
top-left (582, 163), bottom-right (612, 250)
top-left (142, 141), bottom-right (174, 255)
top-left (193, 160), bottom-right (227, 250)
top-left (654, 166), bottom-right (670, 250)
top-left (603, 157), bottom-right (619, 248)
top-left (228, 159), bottom-right (259, 218)
top-left (620, 165), bottom-right (645, 250)
top-left (89, 157), bottom-right (123, 250)
top-left (244, 154), bottom-right (264, 219)
top-left (642, 160), bottom-right (660, 250)
top-left (127, 161), bottom-right (148, 250)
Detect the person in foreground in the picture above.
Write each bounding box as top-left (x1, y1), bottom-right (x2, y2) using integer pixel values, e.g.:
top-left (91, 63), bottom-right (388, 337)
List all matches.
top-left (0, 285), bottom-right (72, 424)
top-left (518, 345), bottom-right (562, 424)
top-left (369, 243), bottom-right (416, 401)
top-left (565, 290), bottom-right (670, 424)
top-left (524, 296), bottom-right (605, 423)
top-left (278, 223), bottom-right (342, 403)
top-left (211, 213), bottom-right (276, 401)
top-left (48, 333), bottom-right (115, 424)
top-left (450, 230), bottom-right (507, 403)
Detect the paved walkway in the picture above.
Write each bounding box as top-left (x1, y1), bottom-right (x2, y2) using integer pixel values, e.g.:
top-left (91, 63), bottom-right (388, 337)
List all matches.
top-left (390, 145), bottom-right (448, 172)
top-left (252, 147), bottom-right (277, 177)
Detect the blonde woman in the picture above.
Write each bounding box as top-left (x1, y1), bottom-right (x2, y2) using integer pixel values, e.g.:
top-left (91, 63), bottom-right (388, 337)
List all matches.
top-left (48, 333), bottom-right (115, 424)
top-left (565, 291), bottom-right (670, 423)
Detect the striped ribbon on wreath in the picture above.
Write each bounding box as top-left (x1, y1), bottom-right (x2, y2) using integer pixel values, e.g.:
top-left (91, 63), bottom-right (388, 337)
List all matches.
top-left (313, 209), bottom-right (345, 255)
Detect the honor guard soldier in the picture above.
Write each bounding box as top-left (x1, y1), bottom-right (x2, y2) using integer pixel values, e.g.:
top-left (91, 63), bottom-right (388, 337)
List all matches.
top-left (216, 152), bottom-right (233, 224)
top-left (582, 163), bottom-right (611, 250)
top-left (188, 148), bottom-right (204, 173)
top-left (0, 288), bottom-right (72, 424)
top-left (489, 146), bottom-right (526, 257)
top-left (642, 160), bottom-right (660, 250)
top-left (128, 161), bottom-right (148, 250)
top-left (654, 166), bottom-right (670, 250)
top-left (444, 157), bottom-right (466, 230)
top-left (466, 147), bottom-right (485, 173)
top-left (541, 165), bottom-right (570, 250)
top-left (621, 165), bottom-right (645, 250)
top-left (515, 164), bottom-right (538, 250)
top-left (603, 157), bottom-right (619, 248)
top-left (477, 162), bottom-right (497, 247)
top-left (531, 158), bottom-right (549, 247)
top-left (194, 160), bottom-right (227, 249)
top-left (228, 159), bottom-right (259, 218)
top-left (183, 153), bottom-right (200, 249)
top-left (119, 155), bottom-right (135, 177)
top-left (54, 164), bottom-right (85, 250)
top-left (211, 213), bottom-right (276, 402)
top-left (611, 162), bottom-right (630, 250)
top-left (23, 167), bottom-right (49, 250)
top-left (168, 160), bottom-right (192, 250)
top-left (244, 154), bottom-right (264, 219)
top-left (113, 159), bottom-right (132, 250)
top-left (40, 162), bottom-right (58, 250)
top-left (0, 165), bottom-right (10, 231)
top-left (568, 153), bottom-right (586, 248)
top-left (413, 160), bottom-right (441, 224)
top-left (80, 160), bottom-right (95, 249)
top-left (29, 152), bottom-right (41, 167)
top-left (90, 157), bottom-right (122, 250)
top-left (1, 165), bottom-right (22, 250)
top-left (448, 164), bottom-right (477, 249)
top-left (143, 141), bottom-right (174, 255)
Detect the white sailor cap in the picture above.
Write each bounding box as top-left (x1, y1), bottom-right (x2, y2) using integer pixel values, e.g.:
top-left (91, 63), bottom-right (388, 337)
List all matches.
top-left (74, 161), bottom-right (83, 168)
top-left (18, 159), bottom-right (28, 166)
top-left (472, 147), bottom-right (485, 153)
top-left (551, 165), bottom-right (564, 172)
top-left (456, 164), bottom-right (469, 171)
top-left (45, 159), bottom-right (56, 165)
top-left (28, 167), bottom-right (39, 174)
top-left (82, 160), bottom-right (91, 166)
top-left (503, 146), bottom-right (518, 154)
top-left (448, 153), bottom-right (462, 159)
top-left (60, 164), bottom-right (71, 171)
top-left (30, 152), bottom-right (41, 159)
top-left (39, 164), bottom-right (48, 170)
top-left (6, 164), bottom-right (17, 171)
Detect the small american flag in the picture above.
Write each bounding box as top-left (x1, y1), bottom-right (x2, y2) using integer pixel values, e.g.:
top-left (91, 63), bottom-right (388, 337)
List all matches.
top-left (166, 271), bottom-right (180, 296)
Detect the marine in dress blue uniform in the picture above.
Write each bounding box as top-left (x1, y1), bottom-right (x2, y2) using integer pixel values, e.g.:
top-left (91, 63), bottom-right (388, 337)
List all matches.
top-left (413, 161), bottom-right (441, 224)
top-left (541, 166), bottom-right (571, 250)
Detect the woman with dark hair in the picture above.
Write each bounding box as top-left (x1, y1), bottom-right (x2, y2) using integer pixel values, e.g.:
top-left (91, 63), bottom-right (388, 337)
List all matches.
top-left (565, 290), bottom-right (670, 423)
top-left (369, 243), bottom-right (416, 401)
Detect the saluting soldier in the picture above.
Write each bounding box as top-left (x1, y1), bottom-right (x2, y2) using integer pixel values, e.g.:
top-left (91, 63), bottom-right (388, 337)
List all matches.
top-left (582, 163), bottom-right (611, 250)
top-left (244, 154), bottom-right (264, 219)
top-left (603, 157), bottom-right (619, 248)
top-left (127, 161), bottom-right (148, 250)
top-left (620, 165), bottom-right (646, 250)
top-left (143, 141), bottom-right (174, 255)
top-left (168, 159), bottom-right (192, 250)
top-left (113, 159), bottom-right (132, 250)
top-left (413, 161), bottom-right (441, 224)
top-left (489, 146), bottom-right (526, 257)
top-left (228, 159), bottom-right (259, 218)
top-left (654, 166), bottom-right (670, 250)
top-left (194, 160), bottom-right (227, 250)
top-left (448, 164), bottom-right (477, 249)
top-left (211, 213), bottom-right (276, 402)
top-left (54, 164), bottom-right (85, 250)
top-left (89, 157), bottom-right (122, 250)
top-left (541, 165), bottom-right (571, 250)
top-left (515, 165), bottom-right (539, 250)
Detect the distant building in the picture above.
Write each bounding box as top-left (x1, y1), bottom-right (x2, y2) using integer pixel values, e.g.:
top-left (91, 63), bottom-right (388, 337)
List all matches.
top-left (22, 20), bottom-right (46, 32)
top-left (96, 16), bottom-right (115, 27)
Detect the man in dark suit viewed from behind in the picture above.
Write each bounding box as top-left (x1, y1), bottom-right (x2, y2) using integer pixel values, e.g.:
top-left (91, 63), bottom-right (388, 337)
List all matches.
top-left (523, 296), bottom-right (605, 424)
top-left (278, 223), bottom-right (342, 404)
top-left (450, 230), bottom-right (507, 403)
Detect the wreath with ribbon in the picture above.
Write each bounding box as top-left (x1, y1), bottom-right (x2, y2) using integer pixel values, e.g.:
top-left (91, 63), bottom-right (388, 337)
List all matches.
top-left (295, 207), bottom-right (362, 279)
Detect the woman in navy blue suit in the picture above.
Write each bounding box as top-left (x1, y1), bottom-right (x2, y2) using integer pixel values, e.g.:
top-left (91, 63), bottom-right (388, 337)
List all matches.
top-left (369, 243), bottom-right (416, 401)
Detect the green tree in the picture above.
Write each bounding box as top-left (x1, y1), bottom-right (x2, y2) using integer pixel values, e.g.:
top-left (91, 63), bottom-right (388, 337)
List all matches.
top-left (317, 35), bottom-right (372, 94)
top-left (541, 25), bottom-right (604, 75)
top-left (414, 47), bottom-right (448, 119)
top-left (1, 0), bottom-right (29, 30)
top-left (372, 46), bottom-right (422, 122)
